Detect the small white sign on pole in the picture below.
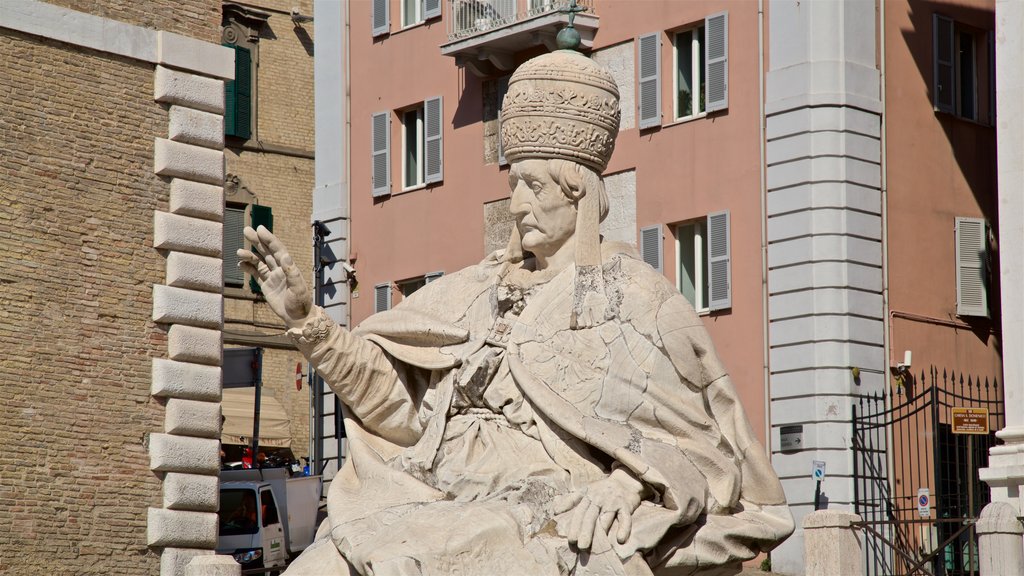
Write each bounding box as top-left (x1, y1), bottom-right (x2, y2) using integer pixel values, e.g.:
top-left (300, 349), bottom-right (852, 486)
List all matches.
top-left (917, 488), bottom-right (931, 518)
top-left (811, 460), bottom-right (826, 482)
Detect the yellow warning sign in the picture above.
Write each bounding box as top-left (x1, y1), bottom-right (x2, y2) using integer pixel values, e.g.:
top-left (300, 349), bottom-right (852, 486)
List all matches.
top-left (951, 407), bottom-right (989, 435)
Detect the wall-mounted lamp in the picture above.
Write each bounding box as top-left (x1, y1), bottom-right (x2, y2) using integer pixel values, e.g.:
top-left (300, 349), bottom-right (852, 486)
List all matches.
top-left (291, 8), bottom-right (314, 24)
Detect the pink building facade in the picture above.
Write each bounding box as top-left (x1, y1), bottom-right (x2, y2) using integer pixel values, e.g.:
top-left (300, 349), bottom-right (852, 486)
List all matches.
top-left (312, 0), bottom-right (1001, 572)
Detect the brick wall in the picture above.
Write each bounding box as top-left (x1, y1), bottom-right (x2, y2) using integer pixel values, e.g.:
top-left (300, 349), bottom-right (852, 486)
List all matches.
top-left (0, 30), bottom-right (167, 575)
top-left (44, 0), bottom-right (221, 44)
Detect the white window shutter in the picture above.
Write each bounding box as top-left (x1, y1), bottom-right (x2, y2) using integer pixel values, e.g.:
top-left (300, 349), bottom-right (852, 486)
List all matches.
top-left (497, 76), bottom-right (510, 165)
top-left (372, 0), bottom-right (389, 37)
top-left (424, 96), bottom-right (443, 184)
top-left (425, 271), bottom-right (444, 283)
top-left (639, 225), bottom-right (663, 273)
top-left (223, 206), bottom-right (245, 285)
top-left (933, 14), bottom-right (955, 113)
top-left (424, 0), bottom-right (441, 20)
top-left (637, 33), bottom-right (661, 129)
top-left (705, 11), bottom-right (729, 113)
top-left (707, 210), bottom-right (731, 311)
top-left (374, 283), bottom-right (392, 313)
top-left (371, 111), bottom-right (391, 197)
top-left (956, 217), bottom-right (988, 317)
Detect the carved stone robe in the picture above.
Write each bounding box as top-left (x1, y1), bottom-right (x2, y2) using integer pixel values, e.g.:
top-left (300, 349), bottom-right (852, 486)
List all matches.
top-left (284, 243), bottom-right (793, 576)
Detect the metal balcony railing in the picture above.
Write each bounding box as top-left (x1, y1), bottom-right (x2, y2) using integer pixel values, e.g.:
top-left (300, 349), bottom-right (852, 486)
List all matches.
top-left (446, 0), bottom-right (596, 42)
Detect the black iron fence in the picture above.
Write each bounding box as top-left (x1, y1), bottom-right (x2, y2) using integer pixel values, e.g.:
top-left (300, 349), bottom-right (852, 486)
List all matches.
top-left (852, 366), bottom-right (1003, 576)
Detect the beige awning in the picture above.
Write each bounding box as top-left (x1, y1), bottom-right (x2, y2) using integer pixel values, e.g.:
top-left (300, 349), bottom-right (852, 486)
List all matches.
top-left (221, 387), bottom-right (292, 448)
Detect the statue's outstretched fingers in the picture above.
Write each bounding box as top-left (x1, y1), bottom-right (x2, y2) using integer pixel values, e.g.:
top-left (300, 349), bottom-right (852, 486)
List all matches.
top-left (243, 227), bottom-right (265, 253)
top-left (256, 225), bottom-right (291, 261)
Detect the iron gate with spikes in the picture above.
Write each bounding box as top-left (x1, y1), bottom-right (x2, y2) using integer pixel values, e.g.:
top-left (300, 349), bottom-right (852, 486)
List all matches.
top-left (852, 366), bottom-right (1003, 576)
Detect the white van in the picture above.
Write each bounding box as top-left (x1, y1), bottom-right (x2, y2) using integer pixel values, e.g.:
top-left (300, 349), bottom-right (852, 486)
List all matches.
top-left (217, 468), bottom-right (322, 573)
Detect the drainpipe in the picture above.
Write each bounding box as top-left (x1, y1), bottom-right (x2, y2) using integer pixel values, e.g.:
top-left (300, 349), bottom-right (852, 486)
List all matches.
top-left (758, 0), bottom-right (771, 460)
top-left (879, 0), bottom-right (897, 529)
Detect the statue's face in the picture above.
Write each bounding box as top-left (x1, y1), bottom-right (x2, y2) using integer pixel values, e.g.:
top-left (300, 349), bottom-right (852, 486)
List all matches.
top-left (509, 159), bottom-right (577, 259)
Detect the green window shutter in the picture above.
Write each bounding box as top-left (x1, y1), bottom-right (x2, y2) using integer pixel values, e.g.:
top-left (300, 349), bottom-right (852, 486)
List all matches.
top-left (223, 206), bottom-right (245, 286)
top-left (248, 205), bottom-right (273, 293)
top-left (225, 45), bottom-right (252, 139)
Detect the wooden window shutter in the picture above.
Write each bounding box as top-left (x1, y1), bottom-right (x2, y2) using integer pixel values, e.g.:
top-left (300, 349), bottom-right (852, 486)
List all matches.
top-left (637, 33), bottom-right (661, 129)
top-left (372, 0), bottom-right (390, 37)
top-left (425, 271), bottom-right (444, 283)
top-left (225, 45), bottom-right (252, 139)
top-left (371, 111), bottom-right (391, 197)
top-left (497, 76), bottom-right (510, 165)
top-left (374, 283), bottom-right (392, 312)
top-left (707, 210), bottom-right (731, 311)
top-left (424, 96), bottom-right (443, 184)
top-left (933, 13), bottom-right (955, 113)
top-left (424, 0), bottom-right (441, 20)
top-left (249, 205), bottom-right (273, 294)
top-left (705, 12), bottom-right (729, 113)
top-left (223, 206), bottom-right (245, 286)
top-left (639, 225), bottom-right (663, 273)
top-left (956, 217), bottom-right (988, 317)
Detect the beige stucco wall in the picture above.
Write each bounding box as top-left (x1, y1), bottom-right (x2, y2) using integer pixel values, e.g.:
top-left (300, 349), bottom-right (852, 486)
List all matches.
top-left (0, 28), bottom-right (170, 576)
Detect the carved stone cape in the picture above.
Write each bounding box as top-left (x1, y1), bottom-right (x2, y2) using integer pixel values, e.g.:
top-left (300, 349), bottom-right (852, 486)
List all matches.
top-left (287, 243), bottom-right (793, 575)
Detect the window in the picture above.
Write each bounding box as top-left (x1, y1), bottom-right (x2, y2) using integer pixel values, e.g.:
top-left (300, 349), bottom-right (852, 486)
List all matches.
top-left (676, 220), bottom-right (708, 310)
top-left (222, 5), bottom-right (267, 140)
top-left (398, 0), bottom-right (440, 28)
top-left (260, 488), bottom-right (279, 526)
top-left (374, 96), bottom-right (443, 197)
top-left (222, 202), bottom-right (273, 292)
top-left (955, 217), bottom-right (988, 317)
top-left (397, 271), bottom-right (444, 299)
top-left (402, 0), bottom-right (421, 27)
top-left (934, 14), bottom-right (993, 122)
top-left (673, 211), bottom-right (731, 312)
top-left (639, 12), bottom-right (727, 129)
top-left (403, 106), bottom-right (424, 188)
top-left (674, 26), bottom-right (705, 119)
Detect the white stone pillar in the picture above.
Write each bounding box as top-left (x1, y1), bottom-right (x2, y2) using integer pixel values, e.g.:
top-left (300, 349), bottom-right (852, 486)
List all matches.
top-left (979, 0), bottom-right (1024, 515)
top-left (803, 510), bottom-right (864, 576)
top-left (185, 556), bottom-right (241, 576)
top-left (977, 502), bottom-right (1024, 576)
top-left (765, 1), bottom-right (883, 572)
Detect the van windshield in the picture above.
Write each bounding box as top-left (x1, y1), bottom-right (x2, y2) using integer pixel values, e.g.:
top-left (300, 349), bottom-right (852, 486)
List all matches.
top-left (220, 489), bottom-right (259, 536)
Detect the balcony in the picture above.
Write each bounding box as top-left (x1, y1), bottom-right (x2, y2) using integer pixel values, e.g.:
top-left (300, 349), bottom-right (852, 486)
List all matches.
top-left (441, 0), bottom-right (599, 76)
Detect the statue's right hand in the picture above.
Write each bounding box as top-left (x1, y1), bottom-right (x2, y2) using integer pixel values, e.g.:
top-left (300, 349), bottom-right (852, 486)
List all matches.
top-left (237, 225), bottom-right (313, 329)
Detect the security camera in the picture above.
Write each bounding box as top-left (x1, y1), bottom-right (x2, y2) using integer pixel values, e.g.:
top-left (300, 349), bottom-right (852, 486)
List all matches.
top-left (341, 261), bottom-right (356, 275)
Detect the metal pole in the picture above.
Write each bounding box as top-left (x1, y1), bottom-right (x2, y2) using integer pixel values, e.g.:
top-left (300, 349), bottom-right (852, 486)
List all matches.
top-left (252, 347), bottom-right (263, 467)
top-left (311, 221), bottom-right (326, 474)
top-left (968, 434), bottom-right (975, 573)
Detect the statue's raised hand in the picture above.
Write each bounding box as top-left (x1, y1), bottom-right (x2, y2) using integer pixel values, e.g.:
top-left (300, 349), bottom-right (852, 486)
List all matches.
top-left (237, 226), bottom-right (313, 329)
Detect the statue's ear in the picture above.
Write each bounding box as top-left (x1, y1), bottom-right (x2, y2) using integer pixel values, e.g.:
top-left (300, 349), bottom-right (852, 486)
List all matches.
top-left (560, 161), bottom-right (587, 202)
